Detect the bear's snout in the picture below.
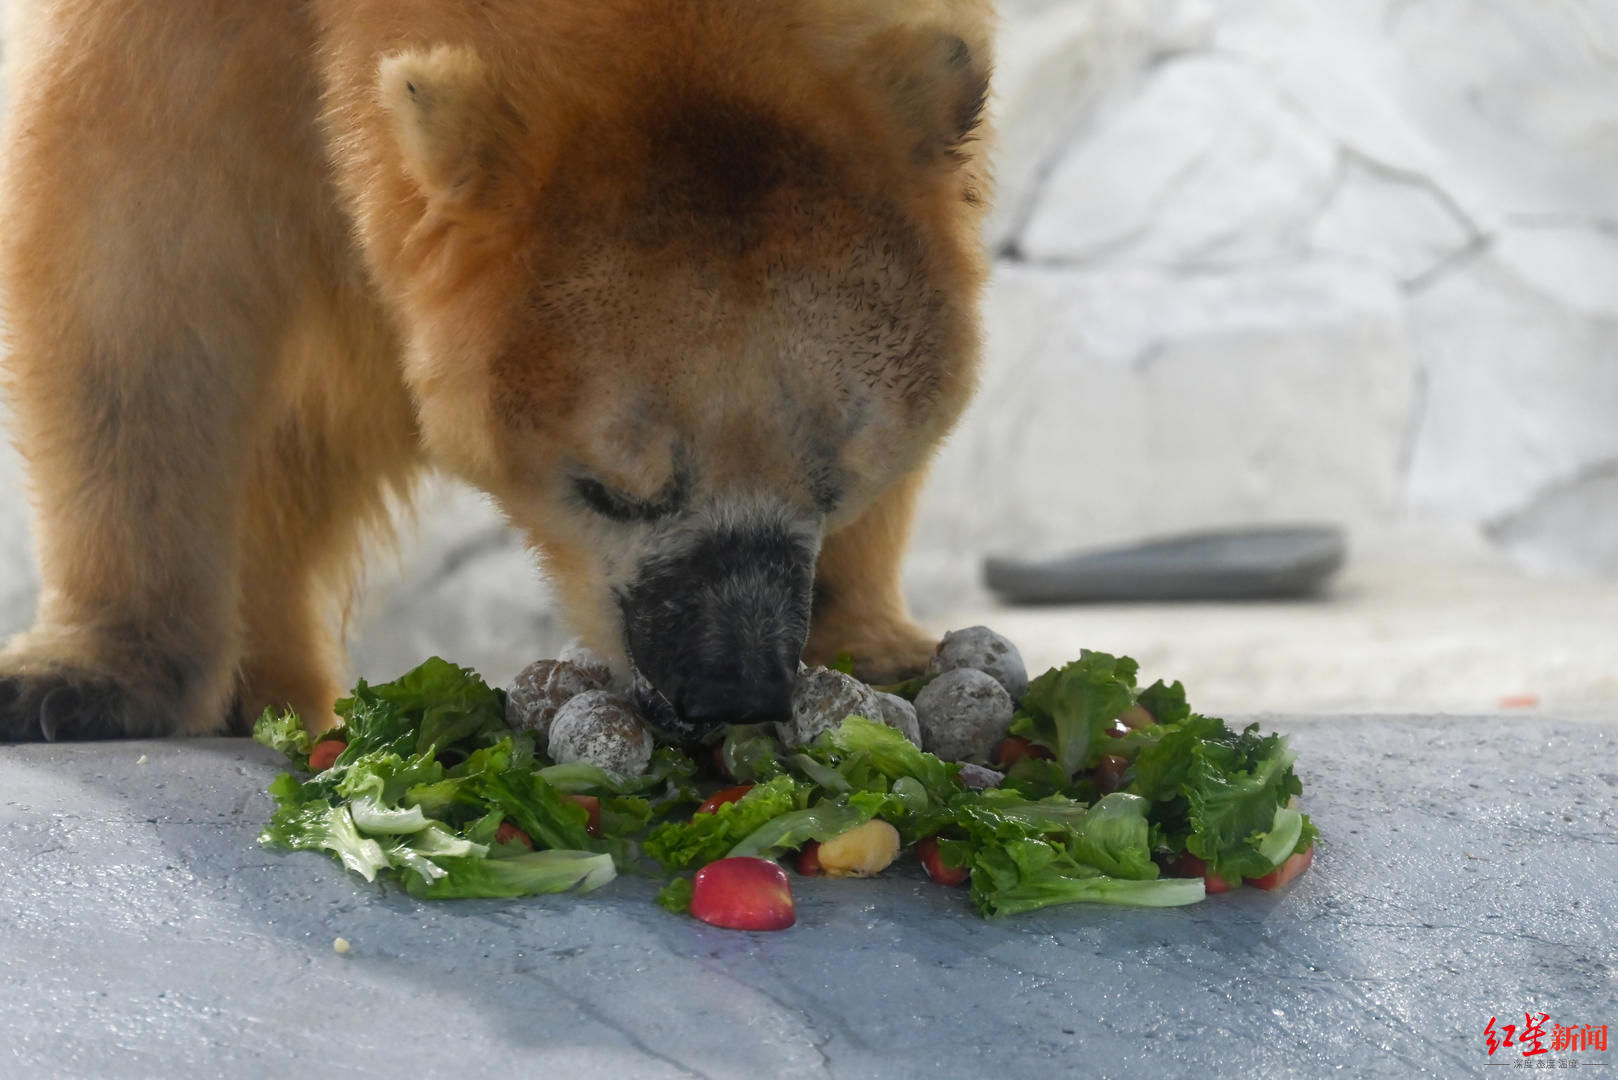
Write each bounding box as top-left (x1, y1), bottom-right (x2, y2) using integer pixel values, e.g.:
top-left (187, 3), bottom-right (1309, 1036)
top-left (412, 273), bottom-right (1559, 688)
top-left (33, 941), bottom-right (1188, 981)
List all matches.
top-left (618, 521), bottom-right (815, 737)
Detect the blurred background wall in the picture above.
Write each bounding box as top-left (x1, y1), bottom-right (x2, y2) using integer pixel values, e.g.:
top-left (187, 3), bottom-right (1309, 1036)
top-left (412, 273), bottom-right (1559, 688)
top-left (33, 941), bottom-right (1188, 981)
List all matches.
top-left (0, 0), bottom-right (1615, 704)
top-left (918, 0), bottom-right (1618, 585)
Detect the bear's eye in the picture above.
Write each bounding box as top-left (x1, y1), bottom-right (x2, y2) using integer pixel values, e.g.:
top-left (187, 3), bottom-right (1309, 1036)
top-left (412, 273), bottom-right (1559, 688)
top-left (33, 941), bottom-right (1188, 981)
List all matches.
top-left (571, 476), bottom-right (673, 523)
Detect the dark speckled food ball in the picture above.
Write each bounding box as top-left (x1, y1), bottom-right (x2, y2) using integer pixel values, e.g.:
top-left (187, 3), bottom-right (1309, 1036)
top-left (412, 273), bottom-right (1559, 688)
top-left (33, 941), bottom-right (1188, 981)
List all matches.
top-left (777, 668), bottom-right (885, 748)
top-left (547, 690), bottom-right (655, 775)
top-left (505, 659), bottom-right (608, 743)
top-left (913, 667), bottom-right (1014, 763)
top-left (873, 691), bottom-right (924, 749)
top-left (925, 626), bottom-right (1029, 702)
top-left (778, 668), bottom-right (920, 749)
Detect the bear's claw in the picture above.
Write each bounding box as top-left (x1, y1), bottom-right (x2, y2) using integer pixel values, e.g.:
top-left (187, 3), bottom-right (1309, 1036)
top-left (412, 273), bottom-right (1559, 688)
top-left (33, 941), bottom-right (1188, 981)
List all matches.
top-left (0, 673), bottom-right (131, 742)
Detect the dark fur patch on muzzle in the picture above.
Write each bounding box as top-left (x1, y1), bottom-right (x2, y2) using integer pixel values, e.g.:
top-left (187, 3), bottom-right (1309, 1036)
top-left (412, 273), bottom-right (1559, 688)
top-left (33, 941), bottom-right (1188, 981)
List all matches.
top-left (619, 522), bottom-right (815, 738)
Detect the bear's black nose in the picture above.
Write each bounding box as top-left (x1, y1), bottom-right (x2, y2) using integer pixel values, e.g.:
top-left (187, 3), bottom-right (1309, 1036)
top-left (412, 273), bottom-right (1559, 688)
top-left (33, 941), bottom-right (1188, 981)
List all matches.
top-left (675, 669), bottom-right (795, 732)
top-left (619, 518), bottom-right (814, 739)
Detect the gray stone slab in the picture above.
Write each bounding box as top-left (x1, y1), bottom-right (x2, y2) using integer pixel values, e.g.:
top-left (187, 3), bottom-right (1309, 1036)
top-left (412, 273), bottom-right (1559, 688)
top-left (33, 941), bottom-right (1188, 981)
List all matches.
top-left (2, 716), bottom-right (1614, 1079)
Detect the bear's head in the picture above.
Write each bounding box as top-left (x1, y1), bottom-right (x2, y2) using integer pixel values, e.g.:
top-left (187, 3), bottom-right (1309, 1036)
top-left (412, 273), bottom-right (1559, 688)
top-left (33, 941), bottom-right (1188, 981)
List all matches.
top-left (336, 0), bottom-right (992, 736)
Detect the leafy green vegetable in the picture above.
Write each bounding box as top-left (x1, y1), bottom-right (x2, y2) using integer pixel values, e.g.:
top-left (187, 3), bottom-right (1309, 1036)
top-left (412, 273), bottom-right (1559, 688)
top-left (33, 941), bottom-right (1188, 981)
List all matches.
top-left (255, 658), bottom-right (689, 900)
top-left (253, 709), bottom-right (312, 764)
top-left (971, 841), bottom-right (1204, 916)
top-left (1256, 806), bottom-right (1306, 868)
top-left (536, 762), bottom-right (635, 793)
top-left (642, 748), bottom-right (704, 814)
top-left (1010, 651), bottom-right (1138, 778)
top-left (718, 724), bottom-right (784, 784)
top-left (829, 651), bottom-right (857, 675)
top-left (727, 802), bottom-right (876, 859)
top-left (999, 755), bottom-right (1071, 799)
top-left (641, 775), bottom-right (811, 871)
top-left (403, 850), bottom-right (616, 900)
top-left (808, 716), bottom-right (958, 803)
top-left (600, 794), bottom-right (654, 836)
top-left (1070, 793), bottom-right (1158, 881)
top-left (1119, 710), bottom-right (1313, 883)
top-left (955, 788), bottom-right (1092, 837)
top-left (255, 649), bottom-right (1318, 919)
top-left (348, 795), bottom-right (436, 835)
top-left (657, 876), bottom-right (695, 914)
top-left (260, 783), bottom-right (392, 883)
top-left (334, 657), bottom-right (511, 763)
top-left (784, 753), bottom-right (853, 794)
top-left (1136, 679), bottom-right (1191, 726)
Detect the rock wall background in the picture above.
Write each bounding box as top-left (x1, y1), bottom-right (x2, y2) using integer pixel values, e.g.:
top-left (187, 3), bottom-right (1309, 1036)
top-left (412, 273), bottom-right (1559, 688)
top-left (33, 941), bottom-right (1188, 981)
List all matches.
top-left (1, 0), bottom-right (1616, 687)
top-left (917, 0), bottom-right (1618, 588)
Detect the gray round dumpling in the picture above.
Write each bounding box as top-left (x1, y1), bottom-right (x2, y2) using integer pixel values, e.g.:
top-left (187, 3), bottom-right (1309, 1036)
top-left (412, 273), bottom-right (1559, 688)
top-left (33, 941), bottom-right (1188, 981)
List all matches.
top-left (873, 691), bottom-right (923, 749)
top-left (506, 659), bottom-right (608, 742)
top-left (913, 667), bottom-right (1015, 763)
top-left (926, 626), bottom-right (1028, 702)
top-left (546, 690), bottom-right (655, 776)
top-left (777, 668), bottom-right (886, 749)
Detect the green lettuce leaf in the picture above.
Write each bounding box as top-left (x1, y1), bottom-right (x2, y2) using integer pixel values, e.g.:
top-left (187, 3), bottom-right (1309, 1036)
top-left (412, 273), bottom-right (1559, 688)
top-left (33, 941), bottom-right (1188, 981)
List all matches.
top-left (348, 795), bottom-right (436, 835)
top-left (784, 753), bottom-right (853, 794)
top-left (1135, 679), bottom-right (1190, 726)
top-left (260, 794), bottom-right (392, 883)
top-left (334, 657), bottom-right (509, 762)
top-left (1123, 711), bottom-right (1309, 883)
top-left (999, 755), bottom-right (1071, 799)
top-left (406, 824), bottom-right (489, 860)
top-left (475, 769), bottom-right (598, 853)
top-left (403, 850), bottom-right (616, 900)
top-left (656, 876), bottom-right (695, 914)
top-left (1183, 741), bottom-right (1300, 882)
top-left (718, 724), bottom-right (785, 784)
top-left (727, 799), bottom-right (888, 860)
top-left (955, 788), bottom-right (1091, 838)
top-left (1010, 652), bottom-right (1139, 778)
top-left (1070, 793), bottom-right (1159, 880)
top-left (972, 839), bottom-right (1205, 916)
top-left (641, 775), bottom-right (811, 871)
top-left (253, 708), bottom-right (312, 764)
top-left (870, 672), bottom-right (937, 701)
top-left (809, 716), bottom-right (959, 802)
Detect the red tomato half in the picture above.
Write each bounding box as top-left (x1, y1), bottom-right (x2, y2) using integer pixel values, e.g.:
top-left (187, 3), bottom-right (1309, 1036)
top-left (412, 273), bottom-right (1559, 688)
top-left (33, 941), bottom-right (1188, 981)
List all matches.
top-left (795, 841), bottom-right (823, 877)
top-left (995, 736), bottom-right (1053, 768)
top-left (1160, 851), bottom-right (1234, 894)
top-left (916, 835), bottom-right (969, 886)
top-left (696, 785), bottom-right (754, 816)
top-left (308, 739), bottom-right (345, 772)
top-left (564, 794), bottom-right (602, 836)
top-left (494, 822), bottom-right (534, 850)
top-left (1248, 846), bottom-right (1314, 891)
top-left (1094, 754), bottom-right (1129, 795)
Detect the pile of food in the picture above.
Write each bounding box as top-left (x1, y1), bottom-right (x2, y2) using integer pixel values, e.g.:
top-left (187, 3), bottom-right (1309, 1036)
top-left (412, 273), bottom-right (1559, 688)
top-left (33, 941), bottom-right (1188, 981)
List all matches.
top-left (254, 629), bottom-right (1318, 930)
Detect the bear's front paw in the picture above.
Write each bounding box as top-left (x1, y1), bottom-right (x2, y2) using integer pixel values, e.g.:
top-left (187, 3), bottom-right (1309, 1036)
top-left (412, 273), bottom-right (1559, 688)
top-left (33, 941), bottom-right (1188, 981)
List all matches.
top-left (805, 620), bottom-right (938, 686)
top-left (0, 672), bottom-right (135, 742)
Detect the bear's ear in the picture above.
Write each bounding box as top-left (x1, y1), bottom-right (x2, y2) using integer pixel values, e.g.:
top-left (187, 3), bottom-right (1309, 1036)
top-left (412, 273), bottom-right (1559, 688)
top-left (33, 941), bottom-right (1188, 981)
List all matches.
top-left (379, 45), bottom-right (531, 216)
top-left (859, 25), bottom-right (990, 168)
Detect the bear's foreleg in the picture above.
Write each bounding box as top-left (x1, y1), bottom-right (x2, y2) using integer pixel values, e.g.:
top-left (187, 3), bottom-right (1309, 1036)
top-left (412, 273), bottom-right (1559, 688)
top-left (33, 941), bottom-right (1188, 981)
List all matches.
top-left (804, 467), bottom-right (939, 684)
